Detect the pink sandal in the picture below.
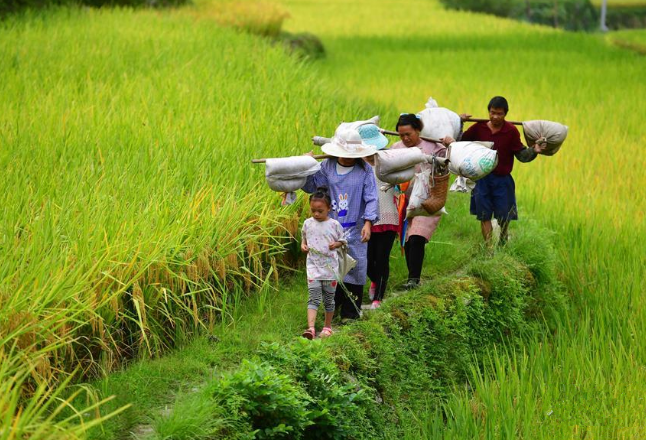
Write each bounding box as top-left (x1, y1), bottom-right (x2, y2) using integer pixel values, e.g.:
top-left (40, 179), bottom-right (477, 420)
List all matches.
top-left (302, 327), bottom-right (316, 340)
top-left (319, 327), bottom-right (333, 338)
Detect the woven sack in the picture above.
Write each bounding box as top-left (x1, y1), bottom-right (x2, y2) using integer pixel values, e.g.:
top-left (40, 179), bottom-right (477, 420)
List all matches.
top-left (265, 155), bottom-right (321, 192)
top-left (419, 97), bottom-right (462, 140)
top-left (421, 172), bottom-right (450, 215)
top-left (522, 120), bottom-right (568, 156)
top-left (447, 141), bottom-right (497, 181)
top-left (378, 167), bottom-right (416, 185)
top-left (375, 148), bottom-right (425, 175)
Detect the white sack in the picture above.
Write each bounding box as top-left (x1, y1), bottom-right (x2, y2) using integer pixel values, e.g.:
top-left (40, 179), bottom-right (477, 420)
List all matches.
top-left (377, 167), bottom-right (416, 185)
top-left (450, 176), bottom-right (476, 193)
top-left (406, 170), bottom-right (430, 219)
top-left (335, 116), bottom-right (381, 134)
top-left (447, 141), bottom-right (498, 181)
top-left (266, 176), bottom-right (306, 192)
top-left (522, 120), bottom-right (568, 156)
top-left (375, 147), bottom-right (425, 175)
top-left (265, 155), bottom-right (321, 192)
top-left (418, 97), bottom-right (462, 141)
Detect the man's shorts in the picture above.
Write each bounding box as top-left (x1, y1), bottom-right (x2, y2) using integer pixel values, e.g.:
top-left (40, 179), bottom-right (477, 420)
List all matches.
top-left (470, 173), bottom-right (518, 222)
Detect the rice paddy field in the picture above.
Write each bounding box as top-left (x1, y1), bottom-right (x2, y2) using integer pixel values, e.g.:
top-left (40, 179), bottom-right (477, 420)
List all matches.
top-left (1, 0), bottom-right (645, 437)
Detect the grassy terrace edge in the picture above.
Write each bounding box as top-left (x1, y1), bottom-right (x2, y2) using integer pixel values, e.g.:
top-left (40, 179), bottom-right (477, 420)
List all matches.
top-left (81, 220), bottom-right (565, 439)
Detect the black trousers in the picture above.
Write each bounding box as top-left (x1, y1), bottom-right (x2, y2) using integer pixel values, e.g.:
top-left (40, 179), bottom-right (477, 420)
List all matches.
top-left (367, 231), bottom-right (397, 302)
top-left (335, 282), bottom-right (363, 319)
top-left (404, 234), bottom-right (427, 282)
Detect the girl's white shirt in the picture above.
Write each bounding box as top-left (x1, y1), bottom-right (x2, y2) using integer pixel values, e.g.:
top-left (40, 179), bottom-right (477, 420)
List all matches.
top-left (302, 217), bottom-right (345, 280)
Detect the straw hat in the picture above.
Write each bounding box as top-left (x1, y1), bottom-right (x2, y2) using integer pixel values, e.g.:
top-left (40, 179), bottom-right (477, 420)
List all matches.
top-left (357, 124), bottom-right (388, 150)
top-left (322, 127), bottom-right (377, 158)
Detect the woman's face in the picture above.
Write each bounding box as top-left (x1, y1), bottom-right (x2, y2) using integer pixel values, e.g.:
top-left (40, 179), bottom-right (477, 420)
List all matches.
top-left (397, 125), bottom-right (420, 147)
top-left (337, 157), bottom-right (357, 167)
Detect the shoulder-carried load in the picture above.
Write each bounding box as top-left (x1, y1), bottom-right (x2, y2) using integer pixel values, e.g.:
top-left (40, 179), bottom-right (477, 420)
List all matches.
top-left (522, 120), bottom-right (569, 156)
top-left (418, 97), bottom-right (462, 141)
top-left (265, 155), bottom-right (321, 192)
top-left (374, 147), bottom-right (425, 184)
top-left (447, 141), bottom-right (498, 181)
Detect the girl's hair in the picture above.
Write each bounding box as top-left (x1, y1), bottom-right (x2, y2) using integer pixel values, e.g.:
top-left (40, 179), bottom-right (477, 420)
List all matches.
top-left (310, 186), bottom-right (332, 207)
top-left (396, 113), bottom-right (424, 132)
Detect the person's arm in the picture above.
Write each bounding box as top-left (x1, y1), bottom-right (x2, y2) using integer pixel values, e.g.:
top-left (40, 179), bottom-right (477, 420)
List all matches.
top-left (301, 223), bottom-right (309, 252)
top-left (361, 170), bottom-right (379, 242)
top-left (515, 147), bottom-right (538, 163)
top-left (513, 129), bottom-right (546, 163)
top-left (329, 222), bottom-right (347, 250)
top-left (302, 163), bottom-right (328, 193)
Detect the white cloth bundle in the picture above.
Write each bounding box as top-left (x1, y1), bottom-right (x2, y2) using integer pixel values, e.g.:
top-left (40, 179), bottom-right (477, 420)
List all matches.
top-left (419, 97), bottom-right (462, 140)
top-left (374, 148), bottom-right (425, 184)
top-left (447, 141), bottom-right (498, 181)
top-left (522, 120), bottom-right (569, 156)
top-left (450, 176), bottom-right (476, 193)
top-left (265, 156), bottom-right (321, 192)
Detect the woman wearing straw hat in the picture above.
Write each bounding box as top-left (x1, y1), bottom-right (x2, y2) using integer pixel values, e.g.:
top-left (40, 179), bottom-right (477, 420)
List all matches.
top-left (392, 113), bottom-right (447, 290)
top-left (303, 126), bottom-right (379, 323)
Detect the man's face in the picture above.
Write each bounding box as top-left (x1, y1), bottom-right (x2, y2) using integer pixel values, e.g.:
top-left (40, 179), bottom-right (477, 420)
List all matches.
top-left (488, 107), bottom-right (506, 128)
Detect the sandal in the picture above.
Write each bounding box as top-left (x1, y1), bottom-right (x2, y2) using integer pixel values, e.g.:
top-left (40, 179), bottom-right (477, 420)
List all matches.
top-left (302, 327), bottom-right (316, 340)
top-left (319, 327), bottom-right (333, 338)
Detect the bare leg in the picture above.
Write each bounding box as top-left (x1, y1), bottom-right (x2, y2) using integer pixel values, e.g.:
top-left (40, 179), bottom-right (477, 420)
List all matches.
top-left (307, 308), bottom-right (317, 329)
top-left (481, 220), bottom-right (493, 245)
top-left (324, 311), bottom-right (333, 328)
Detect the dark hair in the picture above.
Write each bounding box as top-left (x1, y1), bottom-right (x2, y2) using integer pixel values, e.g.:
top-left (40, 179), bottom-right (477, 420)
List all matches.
top-left (332, 157), bottom-right (365, 169)
top-left (310, 186), bottom-right (332, 207)
top-left (396, 113), bottom-right (424, 132)
top-left (488, 96), bottom-right (509, 115)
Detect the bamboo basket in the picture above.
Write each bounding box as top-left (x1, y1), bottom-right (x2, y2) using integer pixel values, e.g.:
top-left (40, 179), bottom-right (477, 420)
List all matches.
top-left (421, 172), bottom-right (450, 215)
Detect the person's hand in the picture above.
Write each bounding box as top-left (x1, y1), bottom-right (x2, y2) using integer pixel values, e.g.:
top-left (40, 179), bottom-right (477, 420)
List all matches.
top-left (361, 221), bottom-right (372, 243)
top-left (459, 113), bottom-right (472, 121)
top-left (533, 137), bottom-right (547, 154)
top-left (329, 241), bottom-right (343, 250)
top-left (441, 136), bottom-right (456, 146)
top-left (301, 242), bottom-right (309, 252)
top-left (304, 150), bottom-right (314, 157)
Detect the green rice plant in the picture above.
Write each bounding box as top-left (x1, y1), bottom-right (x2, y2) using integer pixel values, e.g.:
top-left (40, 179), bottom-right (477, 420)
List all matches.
top-left (0, 350), bottom-right (128, 439)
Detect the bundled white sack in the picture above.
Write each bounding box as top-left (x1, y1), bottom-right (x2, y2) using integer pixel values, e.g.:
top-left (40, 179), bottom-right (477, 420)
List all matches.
top-left (375, 148), bottom-right (425, 174)
top-left (378, 167), bottom-right (417, 185)
top-left (406, 170), bottom-right (430, 219)
top-left (265, 155), bottom-right (321, 192)
top-left (447, 141), bottom-right (498, 181)
top-left (522, 120), bottom-right (568, 156)
top-left (334, 116), bottom-right (381, 134)
top-left (374, 148), bottom-right (426, 184)
top-left (418, 97), bottom-right (462, 141)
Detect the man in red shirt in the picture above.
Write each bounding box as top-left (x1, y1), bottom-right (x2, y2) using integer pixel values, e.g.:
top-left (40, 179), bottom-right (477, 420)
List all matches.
top-left (443, 96), bottom-right (545, 246)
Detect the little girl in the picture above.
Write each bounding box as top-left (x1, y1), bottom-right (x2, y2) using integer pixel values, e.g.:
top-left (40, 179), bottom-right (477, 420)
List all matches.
top-left (301, 187), bottom-right (346, 339)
